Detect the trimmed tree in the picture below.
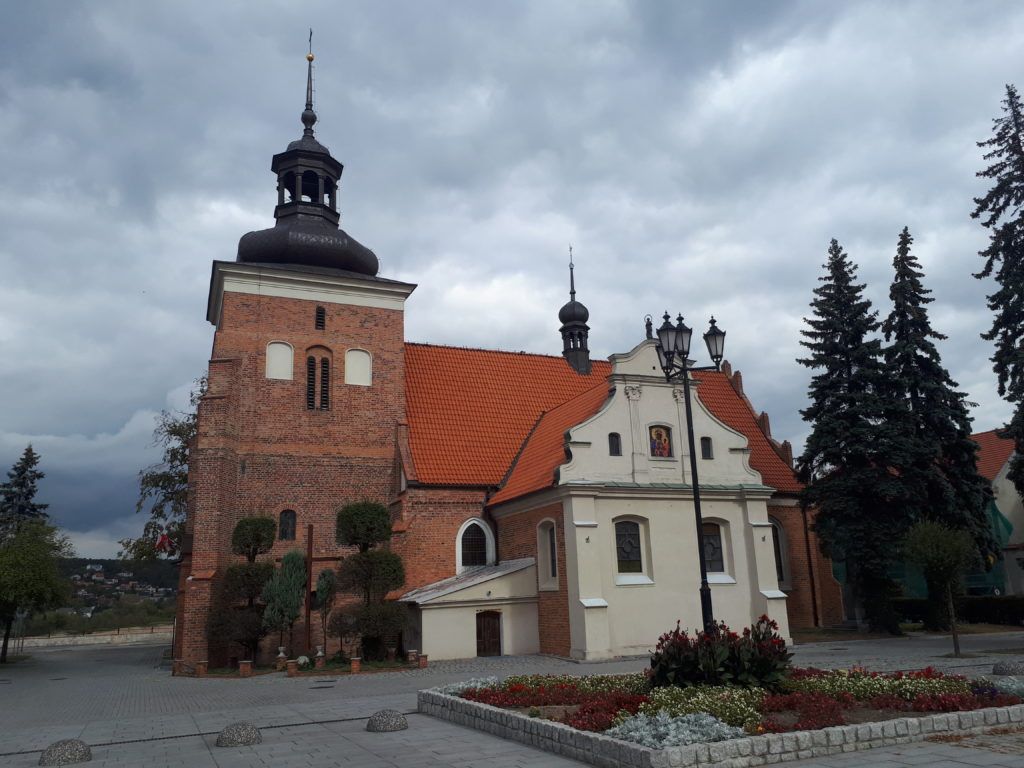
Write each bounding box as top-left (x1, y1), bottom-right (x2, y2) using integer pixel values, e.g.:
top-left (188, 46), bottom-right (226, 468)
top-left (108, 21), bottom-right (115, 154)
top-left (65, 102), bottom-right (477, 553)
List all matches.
top-left (262, 549), bottom-right (306, 656)
top-left (0, 445), bottom-right (49, 544)
top-left (231, 517), bottom-right (276, 563)
top-left (314, 568), bottom-right (338, 654)
top-left (120, 378), bottom-right (205, 560)
top-left (0, 521), bottom-right (70, 662)
top-left (905, 521), bottom-right (978, 658)
top-left (207, 517), bottom-right (276, 663)
top-left (882, 227), bottom-right (996, 561)
top-left (798, 238), bottom-right (912, 632)
top-left (973, 84), bottom-right (1024, 499)
top-left (335, 501), bottom-right (405, 659)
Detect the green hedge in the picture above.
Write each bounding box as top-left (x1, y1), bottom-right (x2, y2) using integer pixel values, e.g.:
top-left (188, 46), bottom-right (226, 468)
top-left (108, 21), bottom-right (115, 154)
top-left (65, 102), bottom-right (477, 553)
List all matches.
top-left (893, 596), bottom-right (1024, 626)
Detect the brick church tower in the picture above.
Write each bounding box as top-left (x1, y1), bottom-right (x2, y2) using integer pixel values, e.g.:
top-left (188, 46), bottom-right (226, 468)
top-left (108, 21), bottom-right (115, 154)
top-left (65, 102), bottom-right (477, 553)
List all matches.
top-left (173, 52), bottom-right (415, 668)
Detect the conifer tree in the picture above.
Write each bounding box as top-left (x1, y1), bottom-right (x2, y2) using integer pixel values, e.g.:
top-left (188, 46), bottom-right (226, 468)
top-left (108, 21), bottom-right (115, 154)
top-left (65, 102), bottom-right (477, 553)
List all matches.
top-left (0, 445), bottom-right (49, 544)
top-left (262, 549), bottom-right (306, 656)
top-left (798, 239), bottom-right (910, 632)
top-left (973, 84), bottom-right (1024, 497)
top-left (882, 227), bottom-right (995, 560)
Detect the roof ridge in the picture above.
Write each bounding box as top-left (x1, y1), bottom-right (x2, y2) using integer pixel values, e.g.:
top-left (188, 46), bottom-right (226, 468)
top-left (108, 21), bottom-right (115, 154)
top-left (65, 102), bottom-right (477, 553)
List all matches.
top-left (405, 341), bottom-right (611, 364)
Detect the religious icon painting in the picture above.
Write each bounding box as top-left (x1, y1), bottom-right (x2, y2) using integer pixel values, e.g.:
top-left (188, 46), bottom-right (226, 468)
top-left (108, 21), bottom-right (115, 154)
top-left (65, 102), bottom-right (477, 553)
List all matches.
top-left (649, 425), bottom-right (672, 457)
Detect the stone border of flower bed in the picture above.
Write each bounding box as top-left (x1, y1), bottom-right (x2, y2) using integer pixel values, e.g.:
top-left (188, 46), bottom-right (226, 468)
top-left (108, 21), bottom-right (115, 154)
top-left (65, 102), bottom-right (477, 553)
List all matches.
top-left (417, 688), bottom-right (1024, 768)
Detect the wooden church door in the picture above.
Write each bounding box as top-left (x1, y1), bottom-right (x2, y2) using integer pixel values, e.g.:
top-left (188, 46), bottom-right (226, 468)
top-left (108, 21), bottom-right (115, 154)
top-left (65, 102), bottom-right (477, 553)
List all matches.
top-left (476, 610), bottom-right (501, 656)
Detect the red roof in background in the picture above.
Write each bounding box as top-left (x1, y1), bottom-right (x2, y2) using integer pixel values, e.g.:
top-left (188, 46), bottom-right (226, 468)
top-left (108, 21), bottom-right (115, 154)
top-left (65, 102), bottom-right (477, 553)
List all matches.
top-left (404, 344), bottom-right (802, 499)
top-left (404, 344), bottom-right (611, 485)
top-left (488, 383), bottom-right (611, 506)
top-left (691, 371), bottom-right (802, 494)
top-left (973, 429), bottom-right (1015, 482)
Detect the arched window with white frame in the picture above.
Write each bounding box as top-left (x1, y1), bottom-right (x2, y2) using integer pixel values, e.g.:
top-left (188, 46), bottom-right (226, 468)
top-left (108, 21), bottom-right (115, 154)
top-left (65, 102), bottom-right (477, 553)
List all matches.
top-left (455, 518), bottom-right (495, 573)
top-left (345, 349), bottom-right (372, 386)
top-left (265, 342), bottom-right (294, 380)
top-left (613, 516), bottom-right (654, 585)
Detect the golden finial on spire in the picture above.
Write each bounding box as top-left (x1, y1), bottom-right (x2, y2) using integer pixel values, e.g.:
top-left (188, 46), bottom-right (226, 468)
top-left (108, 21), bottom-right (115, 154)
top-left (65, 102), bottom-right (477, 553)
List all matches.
top-left (307, 28), bottom-right (314, 61)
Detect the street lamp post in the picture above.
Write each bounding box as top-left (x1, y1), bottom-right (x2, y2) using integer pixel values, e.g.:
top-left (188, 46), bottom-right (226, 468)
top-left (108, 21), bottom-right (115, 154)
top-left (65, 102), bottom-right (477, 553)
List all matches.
top-left (651, 312), bottom-right (726, 635)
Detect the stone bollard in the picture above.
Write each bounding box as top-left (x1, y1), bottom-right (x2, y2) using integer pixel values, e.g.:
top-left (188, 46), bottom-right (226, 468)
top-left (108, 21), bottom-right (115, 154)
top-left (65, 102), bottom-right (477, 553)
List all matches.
top-left (418, 654), bottom-right (428, 669)
top-left (350, 657), bottom-right (361, 674)
top-left (238, 660), bottom-right (253, 678)
top-left (286, 660), bottom-right (298, 677)
top-left (196, 660), bottom-right (208, 677)
top-left (38, 738), bottom-right (91, 766)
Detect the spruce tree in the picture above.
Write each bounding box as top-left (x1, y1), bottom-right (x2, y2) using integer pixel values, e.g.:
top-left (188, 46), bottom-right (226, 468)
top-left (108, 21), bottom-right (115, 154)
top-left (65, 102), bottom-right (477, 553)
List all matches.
top-left (973, 84), bottom-right (1024, 497)
top-left (798, 239), bottom-right (909, 632)
top-left (881, 227), bottom-right (995, 559)
top-left (0, 445), bottom-right (49, 543)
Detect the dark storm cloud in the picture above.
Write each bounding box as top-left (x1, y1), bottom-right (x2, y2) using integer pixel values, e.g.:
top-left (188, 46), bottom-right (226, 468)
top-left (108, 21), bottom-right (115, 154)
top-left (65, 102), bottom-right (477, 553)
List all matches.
top-left (1, 0), bottom-right (1021, 555)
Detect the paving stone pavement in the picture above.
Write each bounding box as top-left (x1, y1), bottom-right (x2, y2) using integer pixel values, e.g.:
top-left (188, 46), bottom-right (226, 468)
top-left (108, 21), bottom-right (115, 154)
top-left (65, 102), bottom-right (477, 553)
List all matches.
top-left (2, 633), bottom-right (1024, 766)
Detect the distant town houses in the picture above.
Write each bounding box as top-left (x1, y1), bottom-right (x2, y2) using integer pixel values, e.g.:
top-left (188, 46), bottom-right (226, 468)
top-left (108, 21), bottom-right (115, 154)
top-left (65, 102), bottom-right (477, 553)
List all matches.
top-left (68, 563), bottom-right (174, 608)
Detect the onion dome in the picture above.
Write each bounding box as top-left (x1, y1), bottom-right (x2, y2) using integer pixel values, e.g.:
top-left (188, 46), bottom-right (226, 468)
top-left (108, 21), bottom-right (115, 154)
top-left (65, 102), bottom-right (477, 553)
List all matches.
top-left (559, 247), bottom-right (591, 375)
top-left (236, 47), bottom-right (379, 276)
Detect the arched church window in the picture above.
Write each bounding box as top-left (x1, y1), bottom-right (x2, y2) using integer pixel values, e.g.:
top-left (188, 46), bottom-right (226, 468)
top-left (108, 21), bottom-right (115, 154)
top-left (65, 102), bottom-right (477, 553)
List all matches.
top-left (461, 524), bottom-right (487, 567)
top-left (769, 517), bottom-right (790, 589)
top-left (306, 348), bottom-right (332, 410)
top-left (279, 510), bottom-right (296, 541)
top-left (702, 522), bottom-right (725, 573)
top-left (266, 342), bottom-right (293, 380)
top-left (306, 356), bottom-right (316, 409)
top-left (344, 349), bottom-right (372, 386)
top-left (320, 358), bottom-right (330, 410)
top-left (615, 520), bottom-right (643, 573)
top-left (282, 171), bottom-right (296, 203)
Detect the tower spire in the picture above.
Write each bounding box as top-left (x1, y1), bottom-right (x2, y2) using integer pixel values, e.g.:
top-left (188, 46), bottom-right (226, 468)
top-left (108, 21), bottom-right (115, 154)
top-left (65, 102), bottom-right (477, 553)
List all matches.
top-left (302, 29), bottom-right (317, 137)
top-left (558, 245), bottom-right (591, 375)
top-left (569, 244), bottom-right (576, 300)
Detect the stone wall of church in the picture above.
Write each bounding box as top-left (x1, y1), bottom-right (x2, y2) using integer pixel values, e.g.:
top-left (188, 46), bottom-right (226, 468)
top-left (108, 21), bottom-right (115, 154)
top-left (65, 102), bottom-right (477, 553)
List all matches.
top-left (769, 503), bottom-right (844, 629)
top-left (496, 501), bottom-right (571, 657)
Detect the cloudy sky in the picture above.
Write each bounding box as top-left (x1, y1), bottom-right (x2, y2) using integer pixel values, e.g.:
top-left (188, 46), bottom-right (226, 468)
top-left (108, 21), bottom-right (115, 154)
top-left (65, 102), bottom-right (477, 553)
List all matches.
top-left (1, 1), bottom-right (1021, 557)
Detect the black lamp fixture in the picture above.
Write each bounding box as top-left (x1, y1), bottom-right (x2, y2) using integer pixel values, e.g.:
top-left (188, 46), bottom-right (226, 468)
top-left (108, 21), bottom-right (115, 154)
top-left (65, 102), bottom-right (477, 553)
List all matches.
top-left (651, 311), bottom-right (727, 635)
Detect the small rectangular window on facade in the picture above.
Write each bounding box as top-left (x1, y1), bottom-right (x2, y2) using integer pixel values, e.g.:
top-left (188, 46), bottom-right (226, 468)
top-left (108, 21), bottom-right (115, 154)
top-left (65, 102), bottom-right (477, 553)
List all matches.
top-left (702, 523), bottom-right (725, 573)
top-left (315, 306), bottom-right (326, 330)
top-left (608, 432), bottom-right (622, 456)
top-left (700, 436), bottom-right (713, 459)
top-left (548, 524), bottom-right (558, 578)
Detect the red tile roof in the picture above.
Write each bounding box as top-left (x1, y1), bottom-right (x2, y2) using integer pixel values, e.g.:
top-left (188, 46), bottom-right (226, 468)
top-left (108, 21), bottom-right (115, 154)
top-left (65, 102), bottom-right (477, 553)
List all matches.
top-left (404, 344), bottom-right (611, 486)
top-left (691, 371), bottom-right (802, 494)
top-left (972, 429), bottom-right (1015, 482)
top-left (403, 344), bottom-right (802, 500)
top-left (488, 383), bottom-right (612, 506)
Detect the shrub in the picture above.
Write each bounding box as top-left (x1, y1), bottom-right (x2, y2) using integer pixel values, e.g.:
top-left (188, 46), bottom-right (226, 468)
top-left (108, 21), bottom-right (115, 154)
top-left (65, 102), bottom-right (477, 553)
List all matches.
top-left (990, 676), bottom-right (1024, 698)
top-left (649, 615), bottom-right (791, 689)
top-left (339, 550), bottom-right (405, 604)
top-left (230, 517), bottom-right (276, 563)
top-left (639, 685), bottom-right (764, 728)
top-left (336, 502), bottom-right (392, 552)
top-left (606, 711), bottom-right (744, 749)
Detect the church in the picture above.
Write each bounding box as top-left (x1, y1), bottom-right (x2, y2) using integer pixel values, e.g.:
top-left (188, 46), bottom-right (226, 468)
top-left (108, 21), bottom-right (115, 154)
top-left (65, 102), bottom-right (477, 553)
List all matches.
top-left (173, 54), bottom-right (843, 669)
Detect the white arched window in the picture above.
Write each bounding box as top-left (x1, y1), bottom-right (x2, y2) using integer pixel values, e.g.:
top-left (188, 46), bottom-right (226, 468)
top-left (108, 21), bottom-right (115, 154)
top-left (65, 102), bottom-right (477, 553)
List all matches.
top-left (613, 516), bottom-right (654, 585)
top-left (455, 518), bottom-right (495, 573)
top-left (265, 342), bottom-right (293, 380)
top-left (345, 349), bottom-right (372, 386)
top-left (537, 519), bottom-right (558, 590)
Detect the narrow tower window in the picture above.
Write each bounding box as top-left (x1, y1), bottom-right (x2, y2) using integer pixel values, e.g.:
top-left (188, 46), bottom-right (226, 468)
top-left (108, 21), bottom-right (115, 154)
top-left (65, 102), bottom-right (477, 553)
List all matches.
top-left (306, 356), bottom-right (316, 410)
top-left (315, 306), bottom-right (326, 330)
top-left (320, 357), bottom-right (330, 410)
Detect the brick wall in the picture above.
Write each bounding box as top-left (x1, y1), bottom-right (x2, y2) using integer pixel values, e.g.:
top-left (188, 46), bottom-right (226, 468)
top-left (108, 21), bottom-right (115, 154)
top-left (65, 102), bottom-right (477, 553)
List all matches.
top-left (175, 287), bottom-right (406, 668)
top-left (769, 503), bottom-right (845, 629)
top-left (497, 501), bottom-right (570, 656)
